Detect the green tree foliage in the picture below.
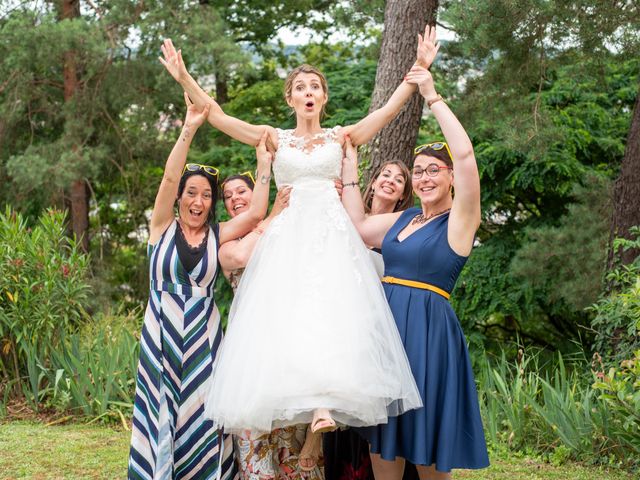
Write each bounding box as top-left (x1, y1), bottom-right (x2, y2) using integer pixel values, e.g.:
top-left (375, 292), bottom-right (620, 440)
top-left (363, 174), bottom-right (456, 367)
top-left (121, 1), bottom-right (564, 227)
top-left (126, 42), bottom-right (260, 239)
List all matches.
top-left (450, 58), bottom-right (636, 347)
top-left (590, 230), bottom-right (640, 365)
top-left (509, 176), bottom-right (611, 328)
top-left (437, 0), bottom-right (639, 346)
top-left (2, 1), bottom-right (637, 356)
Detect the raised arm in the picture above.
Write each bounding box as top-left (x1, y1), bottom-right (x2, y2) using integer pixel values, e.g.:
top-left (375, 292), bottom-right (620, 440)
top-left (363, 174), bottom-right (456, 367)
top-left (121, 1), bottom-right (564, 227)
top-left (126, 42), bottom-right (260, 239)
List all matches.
top-left (218, 132), bottom-right (273, 244)
top-left (219, 186), bottom-right (291, 272)
top-left (341, 25), bottom-right (440, 146)
top-left (160, 39), bottom-right (278, 149)
top-left (405, 66), bottom-right (481, 255)
top-left (341, 137), bottom-right (402, 248)
top-left (149, 93), bottom-right (211, 245)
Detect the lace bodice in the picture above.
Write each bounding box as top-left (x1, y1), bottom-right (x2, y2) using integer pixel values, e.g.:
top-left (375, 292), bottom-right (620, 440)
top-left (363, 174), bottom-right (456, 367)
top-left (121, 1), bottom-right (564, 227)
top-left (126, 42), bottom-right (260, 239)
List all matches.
top-left (273, 127), bottom-right (342, 188)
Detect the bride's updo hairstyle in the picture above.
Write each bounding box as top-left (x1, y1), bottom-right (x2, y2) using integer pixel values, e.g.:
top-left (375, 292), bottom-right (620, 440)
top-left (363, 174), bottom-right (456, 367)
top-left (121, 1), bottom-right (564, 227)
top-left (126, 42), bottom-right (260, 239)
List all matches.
top-left (284, 64), bottom-right (329, 118)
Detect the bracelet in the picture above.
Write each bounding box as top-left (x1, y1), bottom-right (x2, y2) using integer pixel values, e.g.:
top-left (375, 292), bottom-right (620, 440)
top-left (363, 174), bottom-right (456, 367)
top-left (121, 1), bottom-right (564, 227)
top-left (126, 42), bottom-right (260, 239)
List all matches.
top-left (343, 181), bottom-right (359, 188)
top-left (426, 95), bottom-right (444, 108)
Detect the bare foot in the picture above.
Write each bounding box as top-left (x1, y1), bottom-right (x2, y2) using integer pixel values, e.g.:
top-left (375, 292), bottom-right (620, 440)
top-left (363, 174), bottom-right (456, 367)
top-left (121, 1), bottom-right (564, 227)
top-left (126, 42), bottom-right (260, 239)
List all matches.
top-left (311, 408), bottom-right (336, 434)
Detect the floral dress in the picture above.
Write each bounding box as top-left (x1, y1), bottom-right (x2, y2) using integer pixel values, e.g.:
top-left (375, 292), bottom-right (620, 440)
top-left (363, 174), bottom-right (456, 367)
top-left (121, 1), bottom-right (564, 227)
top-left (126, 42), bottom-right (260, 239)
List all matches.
top-left (226, 266), bottom-right (323, 480)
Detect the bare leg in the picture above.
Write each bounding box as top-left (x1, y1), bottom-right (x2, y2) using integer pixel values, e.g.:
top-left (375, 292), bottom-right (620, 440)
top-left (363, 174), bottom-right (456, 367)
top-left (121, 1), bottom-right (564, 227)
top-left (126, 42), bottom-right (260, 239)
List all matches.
top-left (416, 464), bottom-right (452, 480)
top-left (370, 452), bottom-right (405, 480)
top-left (299, 425), bottom-right (322, 471)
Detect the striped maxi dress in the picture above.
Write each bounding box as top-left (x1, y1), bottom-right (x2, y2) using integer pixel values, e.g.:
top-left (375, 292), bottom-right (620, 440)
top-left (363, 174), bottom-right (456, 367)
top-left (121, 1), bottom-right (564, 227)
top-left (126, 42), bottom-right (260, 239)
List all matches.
top-left (129, 220), bottom-right (237, 480)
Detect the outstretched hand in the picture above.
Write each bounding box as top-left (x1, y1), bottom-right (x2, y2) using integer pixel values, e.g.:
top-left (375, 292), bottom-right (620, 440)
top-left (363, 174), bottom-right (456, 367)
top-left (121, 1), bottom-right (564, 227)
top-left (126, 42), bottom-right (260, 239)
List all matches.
top-left (159, 39), bottom-right (190, 84)
top-left (183, 92), bottom-right (210, 130)
top-left (415, 25), bottom-right (440, 69)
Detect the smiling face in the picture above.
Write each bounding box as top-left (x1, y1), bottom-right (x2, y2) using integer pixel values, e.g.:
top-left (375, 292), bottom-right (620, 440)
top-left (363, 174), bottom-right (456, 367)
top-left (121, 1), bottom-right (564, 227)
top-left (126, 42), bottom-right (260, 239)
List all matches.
top-left (177, 175), bottom-right (213, 229)
top-left (373, 163), bottom-right (407, 204)
top-left (286, 71), bottom-right (328, 120)
top-left (412, 154), bottom-right (454, 205)
top-left (223, 178), bottom-right (254, 218)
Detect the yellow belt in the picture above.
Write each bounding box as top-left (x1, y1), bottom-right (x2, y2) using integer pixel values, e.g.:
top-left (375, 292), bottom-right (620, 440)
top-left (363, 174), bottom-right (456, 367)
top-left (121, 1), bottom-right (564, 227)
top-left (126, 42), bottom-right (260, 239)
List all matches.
top-left (381, 276), bottom-right (450, 300)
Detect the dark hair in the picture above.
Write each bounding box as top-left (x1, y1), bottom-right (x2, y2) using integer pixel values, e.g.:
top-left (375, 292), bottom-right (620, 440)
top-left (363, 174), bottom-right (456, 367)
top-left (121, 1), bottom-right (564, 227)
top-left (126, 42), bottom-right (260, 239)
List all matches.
top-left (413, 145), bottom-right (453, 168)
top-left (177, 170), bottom-right (219, 223)
top-left (221, 174), bottom-right (255, 192)
top-left (363, 161), bottom-right (413, 214)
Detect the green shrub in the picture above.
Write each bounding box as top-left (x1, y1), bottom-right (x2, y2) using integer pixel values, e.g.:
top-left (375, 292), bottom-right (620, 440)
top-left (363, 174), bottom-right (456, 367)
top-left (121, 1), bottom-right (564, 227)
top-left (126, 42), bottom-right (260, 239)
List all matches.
top-left (42, 324), bottom-right (139, 426)
top-left (477, 347), bottom-right (638, 469)
top-left (590, 227), bottom-right (640, 366)
top-left (0, 207), bottom-right (91, 405)
top-left (592, 350), bottom-right (640, 459)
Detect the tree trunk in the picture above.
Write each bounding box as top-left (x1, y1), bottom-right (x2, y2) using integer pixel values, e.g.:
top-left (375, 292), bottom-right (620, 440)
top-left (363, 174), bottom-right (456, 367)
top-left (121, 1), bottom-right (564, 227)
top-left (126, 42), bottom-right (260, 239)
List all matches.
top-left (608, 82), bottom-right (640, 268)
top-left (365, 0), bottom-right (438, 180)
top-left (215, 72), bottom-right (229, 105)
top-left (61, 0), bottom-right (89, 252)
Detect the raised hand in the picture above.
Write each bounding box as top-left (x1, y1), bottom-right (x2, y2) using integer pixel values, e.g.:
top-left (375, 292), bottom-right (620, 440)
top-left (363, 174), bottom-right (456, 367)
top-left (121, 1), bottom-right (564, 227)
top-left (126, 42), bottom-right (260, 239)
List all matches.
top-left (404, 65), bottom-right (436, 99)
top-left (183, 92), bottom-right (211, 130)
top-left (255, 131), bottom-right (273, 181)
top-left (415, 24), bottom-right (440, 69)
top-left (159, 39), bottom-right (190, 84)
top-left (342, 135), bottom-right (358, 168)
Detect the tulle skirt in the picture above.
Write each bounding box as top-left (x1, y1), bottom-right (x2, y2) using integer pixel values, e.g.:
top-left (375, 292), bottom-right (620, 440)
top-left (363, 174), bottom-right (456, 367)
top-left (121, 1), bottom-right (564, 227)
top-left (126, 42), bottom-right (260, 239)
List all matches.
top-left (205, 179), bottom-right (421, 434)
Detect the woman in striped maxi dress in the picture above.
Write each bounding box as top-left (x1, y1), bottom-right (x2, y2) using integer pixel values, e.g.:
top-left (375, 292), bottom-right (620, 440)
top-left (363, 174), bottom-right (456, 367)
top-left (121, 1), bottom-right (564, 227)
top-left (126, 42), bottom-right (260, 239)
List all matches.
top-left (128, 94), bottom-right (273, 480)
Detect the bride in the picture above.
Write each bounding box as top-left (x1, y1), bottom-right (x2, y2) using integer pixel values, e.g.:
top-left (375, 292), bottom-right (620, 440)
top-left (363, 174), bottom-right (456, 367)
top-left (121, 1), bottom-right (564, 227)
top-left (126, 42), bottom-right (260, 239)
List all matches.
top-left (160, 27), bottom-right (440, 436)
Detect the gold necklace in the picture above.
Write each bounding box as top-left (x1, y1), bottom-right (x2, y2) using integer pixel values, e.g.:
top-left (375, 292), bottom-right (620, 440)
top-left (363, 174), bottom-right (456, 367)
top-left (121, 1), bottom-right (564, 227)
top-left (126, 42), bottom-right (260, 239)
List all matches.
top-left (411, 208), bottom-right (451, 226)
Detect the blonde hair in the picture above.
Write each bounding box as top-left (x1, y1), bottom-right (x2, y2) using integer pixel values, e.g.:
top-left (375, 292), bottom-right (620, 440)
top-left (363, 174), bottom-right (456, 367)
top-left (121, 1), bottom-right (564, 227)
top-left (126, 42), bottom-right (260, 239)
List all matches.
top-left (284, 64), bottom-right (329, 118)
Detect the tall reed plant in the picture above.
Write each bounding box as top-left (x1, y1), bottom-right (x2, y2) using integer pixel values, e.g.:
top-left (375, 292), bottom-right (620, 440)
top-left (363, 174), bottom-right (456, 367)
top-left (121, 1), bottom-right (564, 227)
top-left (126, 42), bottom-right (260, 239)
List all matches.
top-left (42, 324), bottom-right (139, 426)
top-left (477, 347), bottom-right (640, 469)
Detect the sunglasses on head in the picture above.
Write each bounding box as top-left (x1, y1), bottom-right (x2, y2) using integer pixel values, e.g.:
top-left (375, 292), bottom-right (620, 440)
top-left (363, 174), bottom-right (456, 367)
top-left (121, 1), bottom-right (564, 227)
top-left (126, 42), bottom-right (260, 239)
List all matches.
top-left (182, 163), bottom-right (219, 177)
top-left (221, 171), bottom-right (256, 190)
top-left (238, 170), bottom-right (256, 184)
top-left (414, 142), bottom-right (453, 161)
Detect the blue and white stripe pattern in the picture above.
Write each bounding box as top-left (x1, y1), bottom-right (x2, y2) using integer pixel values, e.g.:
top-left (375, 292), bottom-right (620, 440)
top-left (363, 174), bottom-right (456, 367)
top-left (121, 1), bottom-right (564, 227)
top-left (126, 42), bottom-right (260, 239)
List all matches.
top-left (129, 220), bottom-right (237, 480)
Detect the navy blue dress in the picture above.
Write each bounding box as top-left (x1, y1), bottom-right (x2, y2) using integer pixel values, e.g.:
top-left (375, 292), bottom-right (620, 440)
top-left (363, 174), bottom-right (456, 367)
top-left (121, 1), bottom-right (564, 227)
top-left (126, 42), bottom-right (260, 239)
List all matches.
top-left (359, 208), bottom-right (489, 473)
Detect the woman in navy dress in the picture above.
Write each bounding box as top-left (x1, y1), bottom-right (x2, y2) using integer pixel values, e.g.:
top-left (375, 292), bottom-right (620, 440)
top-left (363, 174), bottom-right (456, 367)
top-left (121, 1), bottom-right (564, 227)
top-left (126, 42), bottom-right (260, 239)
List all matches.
top-left (341, 63), bottom-right (489, 479)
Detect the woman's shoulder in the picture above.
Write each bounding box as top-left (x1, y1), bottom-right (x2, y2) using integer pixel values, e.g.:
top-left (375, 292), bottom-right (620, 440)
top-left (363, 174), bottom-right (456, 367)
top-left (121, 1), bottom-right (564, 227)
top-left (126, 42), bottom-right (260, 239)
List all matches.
top-left (326, 125), bottom-right (343, 144)
top-left (149, 218), bottom-right (177, 247)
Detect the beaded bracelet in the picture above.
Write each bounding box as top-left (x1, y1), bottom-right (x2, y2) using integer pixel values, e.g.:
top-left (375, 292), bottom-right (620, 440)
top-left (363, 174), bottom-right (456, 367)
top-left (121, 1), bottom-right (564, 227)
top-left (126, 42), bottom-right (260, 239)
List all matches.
top-left (343, 181), bottom-right (359, 188)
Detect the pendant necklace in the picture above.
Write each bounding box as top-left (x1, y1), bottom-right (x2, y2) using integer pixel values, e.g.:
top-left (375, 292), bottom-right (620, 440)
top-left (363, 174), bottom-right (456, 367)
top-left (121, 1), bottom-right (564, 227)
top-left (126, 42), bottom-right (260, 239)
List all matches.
top-left (411, 208), bottom-right (451, 226)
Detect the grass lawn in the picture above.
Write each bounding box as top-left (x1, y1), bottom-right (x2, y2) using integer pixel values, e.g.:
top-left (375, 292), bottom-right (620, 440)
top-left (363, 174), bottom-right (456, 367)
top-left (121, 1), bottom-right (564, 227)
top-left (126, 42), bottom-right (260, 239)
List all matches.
top-left (0, 421), bottom-right (635, 479)
top-left (0, 421), bottom-right (129, 479)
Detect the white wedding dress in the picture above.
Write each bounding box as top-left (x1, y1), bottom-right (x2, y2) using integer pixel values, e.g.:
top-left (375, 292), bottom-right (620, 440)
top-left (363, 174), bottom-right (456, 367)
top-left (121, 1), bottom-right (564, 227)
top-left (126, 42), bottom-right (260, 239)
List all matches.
top-left (205, 127), bottom-right (421, 434)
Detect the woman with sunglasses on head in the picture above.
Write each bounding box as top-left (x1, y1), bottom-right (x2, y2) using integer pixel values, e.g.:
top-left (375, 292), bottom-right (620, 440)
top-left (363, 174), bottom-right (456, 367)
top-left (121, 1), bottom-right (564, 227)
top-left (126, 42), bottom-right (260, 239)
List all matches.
top-left (128, 94), bottom-right (273, 480)
top-left (219, 173), bottom-right (292, 292)
top-left (218, 176), bottom-right (323, 478)
top-left (158, 29), bottom-right (441, 447)
top-left (341, 64), bottom-right (489, 479)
